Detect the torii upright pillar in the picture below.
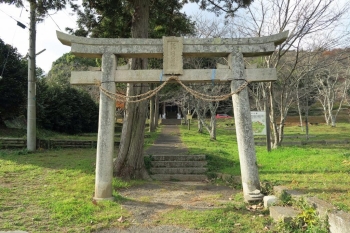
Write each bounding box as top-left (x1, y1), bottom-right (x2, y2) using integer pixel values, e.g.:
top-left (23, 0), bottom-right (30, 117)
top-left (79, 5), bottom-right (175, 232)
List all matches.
top-left (229, 48), bottom-right (263, 202)
top-left (94, 53), bottom-right (116, 201)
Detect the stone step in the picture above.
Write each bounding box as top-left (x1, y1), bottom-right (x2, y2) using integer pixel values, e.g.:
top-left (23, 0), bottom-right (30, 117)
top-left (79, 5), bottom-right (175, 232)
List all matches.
top-left (150, 167), bottom-right (207, 174)
top-left (150, 155), bottom-right (206, 161)
top-left (151, 174), bottom-right (208, 181)
top-left (151, 161), bottom-right (207, 168)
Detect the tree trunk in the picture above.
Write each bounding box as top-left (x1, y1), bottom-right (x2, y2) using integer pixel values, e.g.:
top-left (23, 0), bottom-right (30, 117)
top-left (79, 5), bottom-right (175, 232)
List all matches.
top-left (113, 0), bottom-right (151, 180)
top-left (198, 119), bottom-right (203, 133)
top-left (268, 82), bottom-right (279, 148)
top-left (296, 86), bottom-right (303, 131)
top-left (209, 115), bottom-right (216, 140)
top-left (278, 118), bottom-right (285, 145)
top-left (305, 108), bottom-right (309, 140)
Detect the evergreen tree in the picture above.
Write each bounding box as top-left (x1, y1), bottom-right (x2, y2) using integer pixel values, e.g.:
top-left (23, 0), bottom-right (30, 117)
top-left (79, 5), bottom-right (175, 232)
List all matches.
top-left (70, 0), bottom-right (252, 179)
top-left (0, 39), bottom-right (27, 126)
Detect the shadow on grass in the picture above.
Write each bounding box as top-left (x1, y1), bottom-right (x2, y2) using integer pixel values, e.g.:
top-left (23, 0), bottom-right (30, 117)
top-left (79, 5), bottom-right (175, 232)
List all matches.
top-left (205, 153), bottom-right (240, 175)
top-left (297, 187), bottom-right (349, 194)
top-left (259, 170), bottom-right (348, 175)
top-left (0, 148), bottom-right (96, 175)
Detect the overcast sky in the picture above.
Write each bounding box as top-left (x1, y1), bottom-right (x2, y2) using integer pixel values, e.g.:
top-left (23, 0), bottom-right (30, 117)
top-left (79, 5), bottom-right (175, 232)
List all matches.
top-left (1, 1), bottom-right (348, 74)
top-left (0, 2), bottom-right (203, 74)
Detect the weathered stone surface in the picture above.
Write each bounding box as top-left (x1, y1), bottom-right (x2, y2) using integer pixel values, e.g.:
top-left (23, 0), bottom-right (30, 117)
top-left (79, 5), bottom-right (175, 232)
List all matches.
top-left (151, 174), bottom-right (207, 181)
top-left (94, 53), bottom-right (116, 201)
top-left (163, 36), bottom-right (183, 75)
top-left (229, 49), bottom-right (262, 202)
top-left (151, 161), bottom-right (207, 168)
top-left (57, 30), bottom-right (289, 58)
top-left (58, 30), bottom-right (288, 47)
top-left (70, 68), bottom-right (277, 84)
top-left (150, 155), bottom-right (206, 161)
top-left (273, 186), bottom-right (289, 198)
top-left (264, 195), bottom-right (278, 208)
top-left (270, 206), bottom-right (300, 222)
top-left (150, 167), bottom-right (207, 174)
top-left (328, 210), bottom-right (350, 233)
top-left (306, 197), bottom-right (336, 218)
top-left (284, 189), bottom-right (305, 199)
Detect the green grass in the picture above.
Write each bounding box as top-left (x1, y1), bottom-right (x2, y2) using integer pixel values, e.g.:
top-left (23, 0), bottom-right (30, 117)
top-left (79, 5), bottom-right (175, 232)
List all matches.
top-left (0, 149), bottom-right (133, 232)
top-left (0, 119), bottom-right (349, 232)
top-left (157, 201), bottom-right (271, 233)
top-left (0, 125), bottom-right (160, 232)
top-left (180, 120), bottom-right (350, 212)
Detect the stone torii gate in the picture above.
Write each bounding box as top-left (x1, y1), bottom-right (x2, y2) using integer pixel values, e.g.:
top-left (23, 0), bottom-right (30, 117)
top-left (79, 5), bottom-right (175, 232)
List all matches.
top-left (57, 31), bottom-right (288, 202)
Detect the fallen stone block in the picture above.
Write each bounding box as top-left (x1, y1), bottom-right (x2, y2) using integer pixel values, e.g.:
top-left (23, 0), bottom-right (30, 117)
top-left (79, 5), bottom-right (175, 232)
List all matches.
top-left (273, 186), bottom-right (288, 198)
top-left (328, 210), bottom-right (350, 233)
top-left (273, 186), bottom-right (305, 199)
top-left (284, 189), bottom-right (305, 200)
top-left (306, 196), bottom-right (336, 218)
top-left (270, 206), bottom-right (300, 223)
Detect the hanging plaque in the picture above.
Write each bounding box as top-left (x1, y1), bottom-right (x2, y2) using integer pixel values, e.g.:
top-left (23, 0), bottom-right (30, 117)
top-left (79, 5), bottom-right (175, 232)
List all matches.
top-left (163, 36), bottom-right (183, 75)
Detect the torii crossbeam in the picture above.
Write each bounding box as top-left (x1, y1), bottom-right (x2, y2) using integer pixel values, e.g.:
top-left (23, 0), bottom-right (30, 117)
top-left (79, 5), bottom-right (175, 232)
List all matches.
top-left (57, 31), bottom-right (288, 202)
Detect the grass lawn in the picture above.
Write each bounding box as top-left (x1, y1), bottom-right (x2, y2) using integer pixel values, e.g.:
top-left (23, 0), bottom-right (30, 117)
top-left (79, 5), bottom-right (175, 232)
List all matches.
top-left (0, 148), bottom-right (137, 232)
top-left (0, 118), bottom-right (349, 232)
top-left (180, 119), bottom-right (350, 212)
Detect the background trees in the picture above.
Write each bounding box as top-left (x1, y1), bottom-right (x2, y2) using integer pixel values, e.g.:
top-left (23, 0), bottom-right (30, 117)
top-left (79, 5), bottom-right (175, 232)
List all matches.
top-left (0, 0), bottom-right (77, 150)
top-left (314, 50), bottom-right (350, 127)
top-left (70, 0), bottom-right (196, 179)
top-left (228, 0), bottom-right (350, 147)
top-left (36, 53), bottom-right (99, 134)
top-left (0, 39), bottom-right (27, 126)
top-left (36, 79), bottom-right (99, 134)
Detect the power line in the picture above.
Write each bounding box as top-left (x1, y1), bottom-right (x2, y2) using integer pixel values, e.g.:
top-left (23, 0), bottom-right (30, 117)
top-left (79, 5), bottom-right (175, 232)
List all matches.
top-left (48, 14), bottom-right (62, 31)
top-left (0, 8), bottom-right (27, 28)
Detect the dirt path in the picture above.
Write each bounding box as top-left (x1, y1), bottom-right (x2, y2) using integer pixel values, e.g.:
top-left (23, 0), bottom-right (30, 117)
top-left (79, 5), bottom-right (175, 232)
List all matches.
top-left (99, 181), bottom-right (238, 233)
top-left (99, 125), bottom-right (238, 232)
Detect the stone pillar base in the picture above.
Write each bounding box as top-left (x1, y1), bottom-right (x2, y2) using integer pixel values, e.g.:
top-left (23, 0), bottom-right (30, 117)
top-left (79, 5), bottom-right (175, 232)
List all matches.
top-left (93, 196), bottom-right (115, 202)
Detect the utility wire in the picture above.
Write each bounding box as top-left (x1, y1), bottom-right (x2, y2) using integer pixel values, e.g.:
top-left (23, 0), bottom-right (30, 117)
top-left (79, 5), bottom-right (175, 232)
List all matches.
top-left (44, 9), bottom-right (62, 31)
top-left (0, 8), bottom-right (28, 28)
top-left (0, 6), bottom-right (24, 78)
top-left (48, 13), bottom-right (62, 31)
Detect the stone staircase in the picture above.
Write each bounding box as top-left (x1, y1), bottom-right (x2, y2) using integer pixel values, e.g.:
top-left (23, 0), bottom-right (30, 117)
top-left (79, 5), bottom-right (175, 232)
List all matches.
top-left (149, 154), bottom-right (208, 181)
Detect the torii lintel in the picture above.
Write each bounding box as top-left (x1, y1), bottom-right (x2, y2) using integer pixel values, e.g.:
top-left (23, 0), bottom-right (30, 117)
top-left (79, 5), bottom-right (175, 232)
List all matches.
top-left (56, 31), bottom-right (288, 59)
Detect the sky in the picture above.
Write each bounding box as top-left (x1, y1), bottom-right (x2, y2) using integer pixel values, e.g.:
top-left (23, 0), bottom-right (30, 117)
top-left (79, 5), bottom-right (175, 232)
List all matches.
top-left (0, 2), bottom-right (203, 74)
top-left (0, 1), bottom-right (348, 74)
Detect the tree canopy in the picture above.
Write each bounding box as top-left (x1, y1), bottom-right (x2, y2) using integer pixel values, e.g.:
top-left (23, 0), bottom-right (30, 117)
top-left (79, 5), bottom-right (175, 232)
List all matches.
top-left (0, 38), bottom-right (27, 125)
top-left (68, 0), bottom-right (195, 38)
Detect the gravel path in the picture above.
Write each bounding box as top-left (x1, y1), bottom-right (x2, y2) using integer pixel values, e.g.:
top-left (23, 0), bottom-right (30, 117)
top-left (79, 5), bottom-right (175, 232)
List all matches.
top-left (99, 181), bottom-right (238, 233)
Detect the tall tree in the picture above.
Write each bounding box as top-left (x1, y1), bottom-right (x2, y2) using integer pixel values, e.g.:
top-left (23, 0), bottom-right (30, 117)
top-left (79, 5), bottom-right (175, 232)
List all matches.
top-left (71, 0), bottom-right (195, 179)
top-left (72, 0), bottom-right (252, 179)
top-left (228, 0), bottom-right (349, 147)
top-left (314, 50), bottom-right (350, 127)
top-left (0, 0), bottom-right (76, 151)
